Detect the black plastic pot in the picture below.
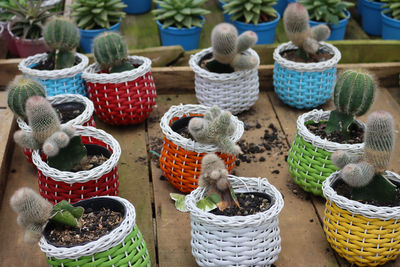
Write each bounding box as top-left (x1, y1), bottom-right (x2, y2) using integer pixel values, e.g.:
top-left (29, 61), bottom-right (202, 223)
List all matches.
top-left (52, 101), bottom-right (85, 124)
top-left (85, 143), bottom-right (111, 158)
top-left (170, 115), bottom-right (203, 134)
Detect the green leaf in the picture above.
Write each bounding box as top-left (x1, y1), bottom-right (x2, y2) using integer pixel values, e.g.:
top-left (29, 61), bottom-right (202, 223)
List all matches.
top-left (352, 174), bottom-right (398, 204)
top-left (47, 136), bottom-right (87, 171)
top-left (170, 193), bottom-right (188, 212)
top-left (197, 196), bottom-right (218, 212)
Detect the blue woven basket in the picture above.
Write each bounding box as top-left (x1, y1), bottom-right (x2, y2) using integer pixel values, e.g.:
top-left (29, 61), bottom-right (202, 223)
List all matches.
top-left (18, 52), bottom-right (89, 97)
top-left (273, 42), bottom-right (341, 109)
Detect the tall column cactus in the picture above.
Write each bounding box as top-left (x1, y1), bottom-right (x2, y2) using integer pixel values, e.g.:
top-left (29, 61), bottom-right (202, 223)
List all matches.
top-left (331, 110), bottom-right (397, 203)
top-left (43, 17), bottom-right (80, 69)
top-left (326, 69), bottom-right (376, 138)
top-left (205, 23), bottom-right (258, 73)
top-left (93, 32), bottom-right (134, 73)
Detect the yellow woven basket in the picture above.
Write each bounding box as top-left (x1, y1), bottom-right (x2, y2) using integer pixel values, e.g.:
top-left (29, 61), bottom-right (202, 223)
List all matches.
top-left (322, 171), bottom-right (400, 266)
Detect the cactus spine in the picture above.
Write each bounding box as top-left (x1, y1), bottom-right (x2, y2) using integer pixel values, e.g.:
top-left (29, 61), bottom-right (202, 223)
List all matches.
top-left (43, 17), bottom-right (79, 69)
top-left (93, 32), bottom-right (133, 73)
top-left (7, 76), bottom-right (46, 119)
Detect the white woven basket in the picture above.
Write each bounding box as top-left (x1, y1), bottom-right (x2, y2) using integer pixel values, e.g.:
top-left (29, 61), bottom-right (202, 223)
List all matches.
top-left (82, 56), bottom-right (152, 84)
top-left (39, 196), bottom-right (135, 259)
top-left (32, 126), bottom-right (121, 184)
top-left (273, 42), bottom-right (341, 72)
top-left (185, 175), bottom-right (284, 267)
top-left (16, 94), bottom-right (95, 133)
top-left (189, 47), bottom-right (260, 115)
top-left (19, 52), bottom-right (89, 80)
top-left (160, 104), bottom-right (244, 153)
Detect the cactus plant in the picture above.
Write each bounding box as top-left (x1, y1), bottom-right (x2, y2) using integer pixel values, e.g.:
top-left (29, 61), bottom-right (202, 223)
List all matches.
top-left (283, 2), bottom-right (331, 57)
top-left (93, 31), bottom-right (133, 73)
top-left (204, 23), bottom-right (258, 73)
top-left (188, 106), bottom-right (241, 155)
top-left (43, 17), bottom-right (79, 69)
top-left (7, 76), bottom-right (46, 119)
top-left (326, 69), bottom-right (376, 138)
top-left (300, 0), bottom-right (354, 25)
top-left (10, 187), bottom-right (84, 243)
top-left (222, 0), bottom-right (278, 25)
top-left (13, 96), bottom-right (87, 171)
top-left (331, 111), bottom-right (398, 203)
top-left (382, 0), bottom-right (400, 20)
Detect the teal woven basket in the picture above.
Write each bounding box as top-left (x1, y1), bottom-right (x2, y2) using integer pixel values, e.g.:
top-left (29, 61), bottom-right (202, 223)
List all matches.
top-left (273, 42), bottom-right (341, 109)
top-left (18, 52), bottom-right (89, 96)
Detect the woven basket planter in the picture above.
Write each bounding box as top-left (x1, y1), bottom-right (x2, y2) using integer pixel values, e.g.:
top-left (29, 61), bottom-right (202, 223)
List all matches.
top-left (322, 171), bottom-right (400, 266)
top-left (287, 109), bottom-right (364, 196)
top-left (82, 56), bottom-right (157, 126)
top-left (159, 104), bottom-right (244, 193)
top-left (18, 52), bottom-right (89, 96)
top-left (39, 196), bottom-right (150, 266)
top-left (32, 126), bottom-right (121, 204)
top-left (185, 175), bottom-right (284, 266)
top-left (189, 47), bottom-right (260, 115)
top-left (17, 94), bottom-right (95, 164)
top-left (273, 42), bottom-right (341, 109)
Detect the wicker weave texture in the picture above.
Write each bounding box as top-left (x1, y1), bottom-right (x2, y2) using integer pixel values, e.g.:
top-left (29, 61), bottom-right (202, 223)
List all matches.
top-left (287, 110), bottom-right (364, 196)
top-left (18, 53), bottom-right (89, 96)
top-left (159, 104), bottom-right (244, 193)
top-left (322, 171), bottom-right (400, 266)
top-left (186, 176), bottom-right (284, 266)
top-left (32, 126), bottom-right (121, 204)
top-left (189, 48), bottom-right (260, 115)
top-left (83, 56), bottom-right (156, 126)
top-left (273, 42), bottom-right (341, 109)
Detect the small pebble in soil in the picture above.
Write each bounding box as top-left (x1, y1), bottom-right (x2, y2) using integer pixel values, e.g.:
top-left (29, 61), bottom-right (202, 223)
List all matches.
top-left (310, 219), bottom-right (314, 223)
top-left (272, 170), bottom-right (280, 174)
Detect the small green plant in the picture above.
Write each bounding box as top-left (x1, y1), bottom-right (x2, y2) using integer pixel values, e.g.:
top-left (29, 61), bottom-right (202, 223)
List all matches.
top-left (152, 0), bottom-right (210, 29)
top-left (300, 0), bottom-right (354, 25)
top-left (93, 32), bottom-right (133, 73)
top-left (222, 0), bottom-right (277, 25)
top-left (283, 2), bottom-right (331, 58)
top-left (205, 23), bottom-right (258, 73)
top-left (10, 187), bottom-right (84, 243)
top-left (326, 69), bottom-right (376, 138)
top-left (382, 0), bottom-right (400, 20)
top-left (43, 17), bottom-right (79, 69)
top-left (70, 0), bottom-right (127, 30)
top-left (331, 110), bottom-right (398, 203)
top-left (188, 106), bottom-right (241, 155)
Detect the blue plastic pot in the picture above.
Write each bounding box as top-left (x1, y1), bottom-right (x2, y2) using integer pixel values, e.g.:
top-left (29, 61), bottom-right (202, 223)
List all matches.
top-left (157, 18), bottom-right (204, 51)
top-left (357, 0), bottom-right (363, 15)
top-left (219, 0), bottom-right (233, 23)
top-left (122, 0), bottom-right (151, 14)
top-left (361, 0), bottom-right (384, 35)
top-left (273, 0), bottom-right (287, 16)
top-left (381, 11), bottom-right (400, 40)
top-left (309, 10), bottom-right (350, 41)
top-left (79, 22), bottom-right (121, 53)
top-left (232, 13), bottom-right (281, 44)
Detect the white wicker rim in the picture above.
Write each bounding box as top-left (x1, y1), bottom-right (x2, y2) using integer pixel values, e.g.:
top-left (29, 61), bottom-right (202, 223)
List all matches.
top-left (160, 104), bottom-right (244, 153)
top-left (82, 56), bottom-right (152, 84)
top-left (185, 175), bottom-right (284, 227)
top-left (32, 125), bottom-right (121, 184)
top-left (189, 47), bottom-right (260, 81)
top-left (297, 109), bottom-right (364, 153)
top-left (18, 52), bottom-right (89, 79)
top-left (323, 171), bottom-right (400, 220)
top-left (273, 42), bottom-right (341, 72)
top-left (39, 196), bottom-right (136, 259)
top-left (17, 94), bottom-right (94, 132)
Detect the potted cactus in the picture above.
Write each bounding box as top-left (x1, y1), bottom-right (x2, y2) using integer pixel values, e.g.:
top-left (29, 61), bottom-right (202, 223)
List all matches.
top-left (287, 69), bottom-right (376, 196)
top-left (152, 0), bottom-right (210, 51)
top-left (300, 0), bottom-right (354, 40)
top-left (322, 110), bottom-right (400, 266)
top-left (82, 32), bottom-right (156, 126)
top-left (18, 17), bottom-right (89, 96)
top-left (189, 23), bottom-right (260, 115)
top-left (273, 2), bottom-right (341, 109)
top-left (122, 0), bottom-right (152, 14)
top-left (70, 0), bottom-right (127, 53)
top-left (10, 188), bottom-right (150, 266)
top-left (381, 0), bottom-right (400, 40)
top-left (185, 154), bottom-right (284, 266)
top-left (159, 104), bottom-right (244, 193)
top-left (10, 95), bottom-right (121, 204)
top-left (221, 0), bottom-right (280, 44)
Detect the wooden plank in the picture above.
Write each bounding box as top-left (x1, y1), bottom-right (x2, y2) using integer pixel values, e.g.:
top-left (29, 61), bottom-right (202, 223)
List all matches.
top-left (0, 107), bottom-right (15, 205)
top-left (0, 91), bottom-right (7, 107)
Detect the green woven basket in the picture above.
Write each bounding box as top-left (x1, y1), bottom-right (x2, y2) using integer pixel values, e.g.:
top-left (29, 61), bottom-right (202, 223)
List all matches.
top-left (46, 225), bottom-right (150, 267)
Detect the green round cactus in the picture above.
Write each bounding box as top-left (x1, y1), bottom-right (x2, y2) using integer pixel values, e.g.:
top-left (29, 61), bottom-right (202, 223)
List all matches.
top-left (43, 17), bottom-right (79, 51)
top-left (7, 76), bottom-right (46, 119)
